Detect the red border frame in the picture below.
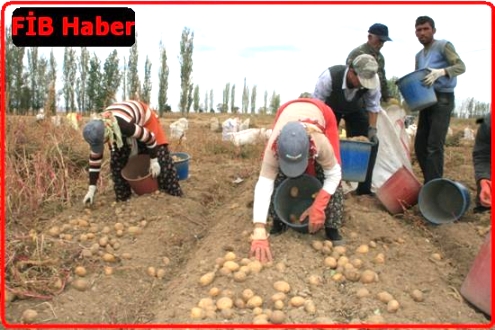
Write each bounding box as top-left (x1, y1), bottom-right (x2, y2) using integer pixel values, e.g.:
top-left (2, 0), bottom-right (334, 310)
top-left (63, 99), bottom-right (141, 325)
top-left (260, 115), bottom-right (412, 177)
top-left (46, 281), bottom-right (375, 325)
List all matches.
top-left (1, 1), bottom-right (494, 329)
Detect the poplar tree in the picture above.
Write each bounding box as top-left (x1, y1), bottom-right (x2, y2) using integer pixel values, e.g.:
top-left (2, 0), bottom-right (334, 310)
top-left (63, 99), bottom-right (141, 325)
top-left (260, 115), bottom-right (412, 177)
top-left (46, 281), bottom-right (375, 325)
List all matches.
top-left (250, 85), bottom-right (257, 114)
top-left (127, 36), bottom-right (140, 100)
top-left (179, 27), bottom-right (194, 115)
top-left (141, 56), bottom-right (152, 104)
top-left (269, 91), bottom-right (280, 114)
top-left (204, 91), bottom-right (208, 113)
top-left (209, 89), bottom-right (214, 112)
top-left (222, 83), bottom-right (231, 113)
top-left (62, 47), bottom-right (77, 112)
top-left (86, 53), bottom-right (101, 112)
top-left (101, 50), bottom-right (121, 107)
top-left (242, 78), bottom-right (249, 114)
top-left (78, 47), bottom-right (89, 112)
top-left (27, 47), bottom-right (38, 113)
top-left (46, 50), bottom-right (57, 116)
top-left (230, 84), bottom-right (236, 113)
top-left (158, 41), bottom-right (169, 116)
top-left (193, 85), bottom-right (200, 112)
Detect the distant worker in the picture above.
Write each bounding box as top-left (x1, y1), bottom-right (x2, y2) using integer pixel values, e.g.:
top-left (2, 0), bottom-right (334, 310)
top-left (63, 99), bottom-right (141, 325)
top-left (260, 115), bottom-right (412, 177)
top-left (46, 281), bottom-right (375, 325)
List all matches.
top-left (347, 23), bottom-right (393, 103)
top-left (472, 112), bottom-right (491, 213)
top-left (249, 98), bottom-right (344, 263)
top-left (313, 54), bottom-right (381, 196)
top-left (413, 15), bottom-right (466, 183)
top-left (82, 100), bottom-right (182, 204)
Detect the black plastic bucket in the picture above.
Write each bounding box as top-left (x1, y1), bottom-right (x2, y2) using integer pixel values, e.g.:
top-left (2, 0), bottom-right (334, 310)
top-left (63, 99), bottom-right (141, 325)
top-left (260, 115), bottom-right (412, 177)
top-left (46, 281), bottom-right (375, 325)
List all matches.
top-left (273, 174), bottom-right (322, 233)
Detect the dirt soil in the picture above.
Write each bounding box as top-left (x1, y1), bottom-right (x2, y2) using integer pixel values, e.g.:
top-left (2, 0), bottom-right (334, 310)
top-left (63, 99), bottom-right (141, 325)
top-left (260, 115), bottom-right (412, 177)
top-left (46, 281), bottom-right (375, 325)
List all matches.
top-left (3, 112), bottom-right (492, 328)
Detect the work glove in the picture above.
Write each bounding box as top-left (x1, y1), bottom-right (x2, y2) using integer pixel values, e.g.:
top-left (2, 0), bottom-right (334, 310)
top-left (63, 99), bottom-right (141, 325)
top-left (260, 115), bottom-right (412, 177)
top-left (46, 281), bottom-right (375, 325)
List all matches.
top-left (423, 68), bottom-right (446, 87)
top-left (368, 126), bottom-right (379, 145)
top-left (249, 227), bottom-right (273, 263)
top-left (300, 189), bottom-right (331, 234)
top-left (83, 185), bottom-right (97, 205)
top-left (479, 179), bottom-right (492, 207)
top-left (149, 158), bottom-right (161, 178)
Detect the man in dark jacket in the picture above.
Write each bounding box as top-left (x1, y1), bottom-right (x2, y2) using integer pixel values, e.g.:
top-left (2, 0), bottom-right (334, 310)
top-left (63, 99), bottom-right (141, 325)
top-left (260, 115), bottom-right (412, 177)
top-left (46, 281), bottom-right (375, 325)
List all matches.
top-left (472, 113), bottom-right (491, 213)
top-left (312, 54), bottom-right (381, 195)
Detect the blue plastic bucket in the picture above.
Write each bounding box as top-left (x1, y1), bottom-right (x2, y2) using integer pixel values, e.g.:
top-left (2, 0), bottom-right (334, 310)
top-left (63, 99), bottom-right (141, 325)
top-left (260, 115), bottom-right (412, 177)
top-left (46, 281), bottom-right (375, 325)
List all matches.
top-left (418, 178), bottom-right (471, 224)
top-left (397, 69), bottom-right (438, 112)
top-left (171, 152), bottom-right (191, 180)
top-left (339, 140), bottom-right (372, 182)
top-left (274, 174), bottom-right (322, 233)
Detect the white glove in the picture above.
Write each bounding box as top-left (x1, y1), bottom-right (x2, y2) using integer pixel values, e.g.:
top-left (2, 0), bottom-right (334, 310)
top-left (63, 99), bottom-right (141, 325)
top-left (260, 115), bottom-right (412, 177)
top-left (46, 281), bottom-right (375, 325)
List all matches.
top-left (149, 158), bottom-right (161, 178)
top-left (423, 68), bottom-right (446, 87)
top-left (83, 185), bottom-right (97, 205)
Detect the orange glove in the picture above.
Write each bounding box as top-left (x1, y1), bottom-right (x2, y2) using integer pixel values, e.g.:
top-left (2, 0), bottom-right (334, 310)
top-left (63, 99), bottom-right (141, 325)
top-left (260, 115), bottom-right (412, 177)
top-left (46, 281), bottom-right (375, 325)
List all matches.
top-left (300, 189), bottom-right (331, 234)
top-left (249, 227), bottom-right (273, 263)
top-left (480, 179), bottom-right (492, 207)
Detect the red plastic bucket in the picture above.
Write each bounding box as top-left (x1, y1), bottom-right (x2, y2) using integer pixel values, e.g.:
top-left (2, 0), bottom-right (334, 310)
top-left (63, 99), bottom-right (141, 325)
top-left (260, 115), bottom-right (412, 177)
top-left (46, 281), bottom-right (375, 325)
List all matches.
top-left (121, 154), bottom-right (158, 195)
top-left (376, 166), bottom-right (422, 214)
top-left (460, 232), bottom-right (492, 316)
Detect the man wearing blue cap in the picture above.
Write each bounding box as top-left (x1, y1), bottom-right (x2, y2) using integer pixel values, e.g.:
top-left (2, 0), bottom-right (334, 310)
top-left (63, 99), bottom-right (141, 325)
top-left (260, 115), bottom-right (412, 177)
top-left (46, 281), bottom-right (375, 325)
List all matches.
top-left (347, 23), bottom-right (392, 103)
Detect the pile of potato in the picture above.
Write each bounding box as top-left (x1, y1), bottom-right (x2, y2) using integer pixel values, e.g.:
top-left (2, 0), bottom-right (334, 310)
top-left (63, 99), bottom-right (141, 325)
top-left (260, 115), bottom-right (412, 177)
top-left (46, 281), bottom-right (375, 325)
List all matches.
top-left (192, 251), bottom-right (320, 324)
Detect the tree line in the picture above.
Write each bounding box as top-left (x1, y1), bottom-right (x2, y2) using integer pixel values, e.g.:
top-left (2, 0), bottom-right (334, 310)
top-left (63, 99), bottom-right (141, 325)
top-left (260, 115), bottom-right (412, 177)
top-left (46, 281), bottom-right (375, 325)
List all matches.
top-left (4, 26), bottom-right (283, 117)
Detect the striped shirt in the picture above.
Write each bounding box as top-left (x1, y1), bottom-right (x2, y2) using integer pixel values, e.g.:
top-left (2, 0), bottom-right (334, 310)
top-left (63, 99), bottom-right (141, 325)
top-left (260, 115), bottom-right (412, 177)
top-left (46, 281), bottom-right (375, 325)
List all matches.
top-left (88, 100), bottom-right (168, 185)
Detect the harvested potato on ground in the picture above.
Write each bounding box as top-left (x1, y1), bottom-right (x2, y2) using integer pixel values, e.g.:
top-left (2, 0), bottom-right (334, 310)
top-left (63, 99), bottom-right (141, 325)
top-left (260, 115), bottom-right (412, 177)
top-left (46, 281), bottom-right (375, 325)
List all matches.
top-left (223, 261), bottom-right (240, 272)
top-left (216, 297), bottom-right (234, 310)
top-left (270, 310), bottom-right (286, 324)
top-left (72, 278), bottom-right (90, 291)
top-left (198, 297), bottom-right (215, 309)
top-left (233, 271), bottom-right (247, 282)
top-left (224, 251), bottom-right (236, 261)
top-left (311, 240), bottom-right (323, 251)
top-left (248, 260), bottom-right (263, 274)
top-left (411, 289), bottom-right (424, 302)
top-left (74, 266), bottom-right (87, 277)
top-left (304, 300), bottom-right (317, 314)
top-left (273, 280), bottom-right (291, 293)
top-left (307, 274), bottom-right (323, 286)
top-left (289, 296), bottom-right (305, 307)
top-left (246, 295), bottom-right (263, 308)
top-left (147, 266), bottom-right (156, 277)
top-left (242, 288), bottom-right (255, 301)
top-left (21, 309), bottom-right (38, 323)
top-left (356, 244), bottom-right (369, 254)
top-left (360, 269), bottom-right (378, 284)
top-left (374, 253), bottom-right (386, 264)
top-left (324, 257), bottom-right (337, 268)
top-left (273, 300), bottom-right (284, 310)
top-left (199, 272), bottom-right (215, 286)
top-left (156, 268), bottom-right (166, 279)
top-left (209, 287), bottom-right (220, 297)
top-left (387, 299), bottom-right (400, 313)
top-left (190, 307), bottom-right (206, 319)
top-left (356, 288), bottom-right (370, 298)
top-left (377, 291), bottom-right (394, 303)
top-left (271, 292), bottom-right (286, 302)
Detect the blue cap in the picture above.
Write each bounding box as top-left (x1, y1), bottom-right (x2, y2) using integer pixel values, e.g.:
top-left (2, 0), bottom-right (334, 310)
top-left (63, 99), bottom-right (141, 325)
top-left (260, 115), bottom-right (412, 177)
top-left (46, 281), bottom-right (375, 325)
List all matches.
top-left (369, 23), bottom-right (392, 41)
top-left (277, 122), bottom-right (309, 178)
top-left (83, 120), bottom-right (105, 154)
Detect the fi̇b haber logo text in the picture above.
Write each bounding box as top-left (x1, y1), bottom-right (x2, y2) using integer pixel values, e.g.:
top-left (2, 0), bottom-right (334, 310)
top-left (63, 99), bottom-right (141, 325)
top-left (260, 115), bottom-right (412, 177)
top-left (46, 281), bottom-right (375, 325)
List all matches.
top-left (11, 7), bottom-right (135, 47)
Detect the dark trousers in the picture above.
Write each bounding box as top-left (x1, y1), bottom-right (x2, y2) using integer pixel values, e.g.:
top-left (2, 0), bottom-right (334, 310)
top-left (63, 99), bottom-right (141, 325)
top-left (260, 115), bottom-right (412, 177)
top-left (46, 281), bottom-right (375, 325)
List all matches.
top-left (414, 92), bottom-right (455, 183)
top-left (335, 109), bottom-right (379, 194)
top-left (110, 142), bottom-right (183, 201)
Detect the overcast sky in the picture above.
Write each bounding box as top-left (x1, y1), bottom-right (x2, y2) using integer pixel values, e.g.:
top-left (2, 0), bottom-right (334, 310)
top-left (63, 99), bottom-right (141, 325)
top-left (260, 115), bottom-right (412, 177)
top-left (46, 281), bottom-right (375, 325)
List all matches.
top-left (3, 2), bottom-right (492, 111)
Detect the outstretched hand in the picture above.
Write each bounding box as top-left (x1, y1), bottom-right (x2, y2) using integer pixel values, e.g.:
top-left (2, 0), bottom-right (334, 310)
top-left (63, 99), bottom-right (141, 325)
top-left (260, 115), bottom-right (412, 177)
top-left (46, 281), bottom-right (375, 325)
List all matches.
top-left (249, 227), bottom-right (273, 263)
